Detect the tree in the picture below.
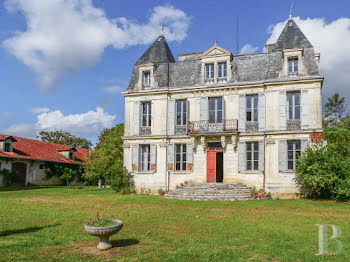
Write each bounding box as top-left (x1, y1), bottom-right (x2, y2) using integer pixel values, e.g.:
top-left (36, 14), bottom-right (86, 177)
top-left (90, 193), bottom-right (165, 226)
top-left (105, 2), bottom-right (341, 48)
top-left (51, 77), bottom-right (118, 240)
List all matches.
top-left (44, 162), bottom-right (84, 186)
top-left (37, 131), bottom-right (92, 149)
top-left (83, 123), bottom-right (134, 193)
top-left (323, 93), bottom-right (346, 127)
top-left (295, 127), bottom-right (350, 201)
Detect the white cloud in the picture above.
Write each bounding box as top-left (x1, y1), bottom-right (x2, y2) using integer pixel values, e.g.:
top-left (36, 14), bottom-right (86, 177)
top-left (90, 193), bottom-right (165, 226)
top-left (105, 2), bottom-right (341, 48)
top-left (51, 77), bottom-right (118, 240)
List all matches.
top-left (1, 111), bottom-right (12, 119)
top-left (266, 17), bottom-right (350, 108)
top-left (3, 1), bottom-right (191, 91)
top-left (30, 107), bottom-right (50, 114)
top-left (2, 107), bottom-right (116, 138)
top-left (101, 85), bottom-right (123, 94)
top-left (239, 44), bottom-right (259, 54)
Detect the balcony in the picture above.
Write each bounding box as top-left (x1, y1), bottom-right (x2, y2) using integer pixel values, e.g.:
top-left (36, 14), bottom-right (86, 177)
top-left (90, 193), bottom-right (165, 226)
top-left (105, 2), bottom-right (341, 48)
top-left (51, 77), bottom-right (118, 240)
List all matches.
top-left (175, 125), bottom-right (187, 135)
top-left (205, 78), bottom-right (214, 85)
top-left (188, 119), bottom-right (238, 134)
top-left (140, 126), bottom-right (151, 136)
top-left (246, 121), bottom-right (259, 132)
top-left (287, 119), bottom-right (301, 130)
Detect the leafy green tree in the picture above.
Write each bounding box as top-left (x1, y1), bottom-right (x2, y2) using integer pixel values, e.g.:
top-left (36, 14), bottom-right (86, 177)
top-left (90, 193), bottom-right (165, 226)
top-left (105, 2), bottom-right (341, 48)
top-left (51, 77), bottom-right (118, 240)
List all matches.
top-left (45, 162), bottom-right (83, 186)
top-left (83, 123), bottom-right (134, 193)
top-left (339, 115), bottom-right (350, 130)
top-left (296, 127), bottom-right (350, 200)
top-left (323, 93), bottom-right (346, 127)
top-left (37, 131), bottom-right (92, 149)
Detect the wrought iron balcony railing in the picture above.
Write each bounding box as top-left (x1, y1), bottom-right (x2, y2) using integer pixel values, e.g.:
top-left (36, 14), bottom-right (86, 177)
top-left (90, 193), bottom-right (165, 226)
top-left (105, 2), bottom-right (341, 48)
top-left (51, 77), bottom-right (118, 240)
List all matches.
top-left (287, 119), bottom-right (301, 130)
top-left (188, 119), bottom-right (238, 134)
top-left (140, 126), bottom-right (151, 136)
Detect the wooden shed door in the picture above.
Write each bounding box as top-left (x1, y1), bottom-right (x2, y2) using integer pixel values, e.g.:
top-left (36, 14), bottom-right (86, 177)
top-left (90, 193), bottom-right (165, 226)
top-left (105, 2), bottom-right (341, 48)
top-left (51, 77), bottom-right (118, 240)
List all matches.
top-left (12, 162), bottom-right (27, 185)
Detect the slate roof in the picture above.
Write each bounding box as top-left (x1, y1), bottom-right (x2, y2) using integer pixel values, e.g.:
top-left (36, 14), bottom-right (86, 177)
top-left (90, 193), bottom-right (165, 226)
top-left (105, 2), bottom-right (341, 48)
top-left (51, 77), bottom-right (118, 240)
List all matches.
top-left (270, 19), bottom-right (313, 52)
top-left (0, 134), bottom-right (90, 164)
top-left (127, 19), bottom-right (320, 91)
top-left (136, 35), bottom-right (175, 65)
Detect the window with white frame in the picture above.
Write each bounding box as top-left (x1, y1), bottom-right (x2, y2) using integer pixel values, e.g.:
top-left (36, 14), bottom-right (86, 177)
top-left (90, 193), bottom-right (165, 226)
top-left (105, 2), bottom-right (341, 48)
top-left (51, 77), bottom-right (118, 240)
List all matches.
top-left (143, 71), bottom-right (151, 89)
top-left (246, 142), bottom-right (259, 170)
top-left (141, 102), bottom-right (152, 127)
top-left (175, 144), bottom-right (187, 171)
top-left (218, 62), bottom-right (227, 79)
top-left (246, 95), bottom-right (258, 122)
top-left (288, 58), bottom-right (298, 76)
top-left (209, 97), bottom-right (223, 122)
top-left (287, 92), bottom-right (300, 120)
top-left (176, 100), bottom-right (187, 126)
top-left (140, 144), bottom-right (151, 171)
top-left (287, 140), bottom-right (301, 170)
top-left (205, 63), bottom-right (214, 81)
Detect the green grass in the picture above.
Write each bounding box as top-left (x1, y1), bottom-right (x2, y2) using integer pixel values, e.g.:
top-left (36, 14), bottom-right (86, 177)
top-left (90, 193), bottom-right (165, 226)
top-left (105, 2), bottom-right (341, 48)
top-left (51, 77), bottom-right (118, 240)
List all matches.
top-left (0, 187), bottom-right (349, 261)
top-left (86, 219), bottom-right (118, 227)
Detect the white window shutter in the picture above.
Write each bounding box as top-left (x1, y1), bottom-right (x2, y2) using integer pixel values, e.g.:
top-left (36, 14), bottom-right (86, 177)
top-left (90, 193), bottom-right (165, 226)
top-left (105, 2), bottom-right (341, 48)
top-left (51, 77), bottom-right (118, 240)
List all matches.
top-left (279, 91), bottom-right (287, 130)
top-left (301, 90), bottom-right (309, 129)
top-left (132, 144), bottom-right (139, 171)
top-left (150, 144), bottom-right (157, 171)
top-left (168, 99), bottom-right (175, 135)
top-left (238, 141), bottom-right (246, 171)
top-left (258, 140), bottom-right (264, 171)
top-left (258, 93), bottom-right (266, 131)
top-left (238, 94), bottom-right (246, 132)
top-left (167, 144), bottom-right (174, 171)
top-left (186, 143), bottom-right (193, 171)
top-left (279, 139), bottom-right (287, 171)
top-left (200, 97), bottom-right (209, 121)
top-left (301, 139), bottom-right (308, 153)
top-left (133, 101), bottom-right (140, 136)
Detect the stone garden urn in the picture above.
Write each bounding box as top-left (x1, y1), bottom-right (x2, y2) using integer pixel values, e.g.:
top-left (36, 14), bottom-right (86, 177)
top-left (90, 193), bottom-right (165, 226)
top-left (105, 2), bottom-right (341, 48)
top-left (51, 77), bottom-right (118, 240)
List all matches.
top-left (85, 220), bottom-right (123, 250)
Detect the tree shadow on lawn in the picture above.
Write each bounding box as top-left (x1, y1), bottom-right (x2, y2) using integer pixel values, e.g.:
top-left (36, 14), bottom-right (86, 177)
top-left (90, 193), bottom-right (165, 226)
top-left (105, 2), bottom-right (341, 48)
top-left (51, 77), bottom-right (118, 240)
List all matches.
top-left (0, 186), bottom-right (57, 192)
top-left (0, 223), bottom-right (60, 237)
top-left (111, 239), bottom-right (140, 248)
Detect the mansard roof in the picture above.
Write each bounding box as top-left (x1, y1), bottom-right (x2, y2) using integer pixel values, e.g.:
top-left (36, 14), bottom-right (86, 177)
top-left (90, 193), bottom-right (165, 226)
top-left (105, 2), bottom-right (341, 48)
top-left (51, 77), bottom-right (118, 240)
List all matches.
top-left (136, 35), bottom-right (175, 65)
top-left (270, 19), bottom-right (313, 52)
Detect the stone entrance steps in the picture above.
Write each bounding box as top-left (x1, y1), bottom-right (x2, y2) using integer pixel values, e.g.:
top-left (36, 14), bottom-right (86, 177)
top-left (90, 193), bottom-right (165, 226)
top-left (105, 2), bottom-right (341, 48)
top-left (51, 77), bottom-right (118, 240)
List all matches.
top-left (164, 182), bottom-right (253, 201)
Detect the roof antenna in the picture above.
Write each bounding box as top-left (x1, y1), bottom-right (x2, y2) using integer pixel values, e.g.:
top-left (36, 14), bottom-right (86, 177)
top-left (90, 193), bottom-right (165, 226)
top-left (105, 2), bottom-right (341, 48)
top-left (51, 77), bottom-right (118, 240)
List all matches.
top-left (289, 2), bottom-right (294, 19)
top-left (236, 16), bottom-right (239, 54)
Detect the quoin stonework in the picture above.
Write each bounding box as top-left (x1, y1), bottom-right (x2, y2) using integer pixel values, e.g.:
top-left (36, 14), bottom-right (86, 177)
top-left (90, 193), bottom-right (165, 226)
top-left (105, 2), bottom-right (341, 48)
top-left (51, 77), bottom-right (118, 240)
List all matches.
top-left (122, 17), bottom-right (323, 197)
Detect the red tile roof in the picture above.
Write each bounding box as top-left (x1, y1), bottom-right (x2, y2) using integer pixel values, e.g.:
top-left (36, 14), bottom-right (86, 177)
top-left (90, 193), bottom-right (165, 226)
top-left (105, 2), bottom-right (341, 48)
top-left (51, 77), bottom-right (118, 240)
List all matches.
top-left (0, 134), bottom-right (90, 164)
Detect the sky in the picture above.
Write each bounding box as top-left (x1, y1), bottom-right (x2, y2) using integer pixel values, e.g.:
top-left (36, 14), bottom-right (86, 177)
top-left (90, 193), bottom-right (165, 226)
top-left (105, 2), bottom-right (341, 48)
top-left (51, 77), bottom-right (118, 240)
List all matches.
top-left (0, 0), bottom-right (349, 144)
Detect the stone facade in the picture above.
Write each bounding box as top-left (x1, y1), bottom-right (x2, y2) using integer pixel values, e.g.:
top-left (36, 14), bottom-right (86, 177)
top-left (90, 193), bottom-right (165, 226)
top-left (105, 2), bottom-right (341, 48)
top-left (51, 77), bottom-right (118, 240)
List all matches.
top-left (123, 18), bottom-right (323, 197)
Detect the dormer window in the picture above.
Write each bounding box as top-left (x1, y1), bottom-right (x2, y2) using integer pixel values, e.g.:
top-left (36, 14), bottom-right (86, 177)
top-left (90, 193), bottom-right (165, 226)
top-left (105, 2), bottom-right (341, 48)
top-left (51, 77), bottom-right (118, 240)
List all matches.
top-left (4, 142), bottom-right (11, 152)
top-left (143, 71), bottom-right (151, 89)
top-left (288, 58), bottom-right (298, 76)
top-left (69, 151), bottom-right (74, 159)
top-left (205, 63), bottom-right (214, 84)
top-left (218, 62), bottom-right (227, 83)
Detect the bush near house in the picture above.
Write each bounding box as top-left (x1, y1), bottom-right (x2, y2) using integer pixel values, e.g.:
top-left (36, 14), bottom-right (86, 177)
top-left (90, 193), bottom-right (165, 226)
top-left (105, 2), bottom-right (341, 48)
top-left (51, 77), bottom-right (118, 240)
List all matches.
top-left (296, 126), bottom-right (350, 200)
top-left (84, 124), bottom-right (135, 193)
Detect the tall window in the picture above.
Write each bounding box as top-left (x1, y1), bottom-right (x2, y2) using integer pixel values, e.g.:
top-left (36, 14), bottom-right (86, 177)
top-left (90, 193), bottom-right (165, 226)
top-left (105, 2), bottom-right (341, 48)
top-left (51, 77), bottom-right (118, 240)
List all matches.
top-left (246, 95), bottom-right (258, 122)
top-left (287, 140), bottom-right (301, 170)
top-left (218, 62), bottom-right (227, 78)
top-left (246, 142), bottom-right (259, 170)
top-left (176, 100), bottom-right (187, 126)
top-left (143, 71), bottom-right (151, 89)
top-left (142, 102), bottom-right (152, 127)
top-left (4, 143), bottom-right (11, 152)
top-left (175, 144), bottom-right (187, 171)
top-left (205, 63), bottom-right (214, 80)
top-left (288, 58), bottom-right (298, 76)
top-left (209, 97), bottom-right (223, 122)
top-left (287, 92), bottom-right (300, 120)
top-left (140, 145), bottom-right (151, 171)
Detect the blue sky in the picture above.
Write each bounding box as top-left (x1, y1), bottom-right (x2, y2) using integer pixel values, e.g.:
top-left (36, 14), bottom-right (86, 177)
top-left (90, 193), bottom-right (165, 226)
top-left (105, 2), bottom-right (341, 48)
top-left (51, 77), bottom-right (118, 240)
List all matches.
top-left (0, 0), bottom-right (349, 144)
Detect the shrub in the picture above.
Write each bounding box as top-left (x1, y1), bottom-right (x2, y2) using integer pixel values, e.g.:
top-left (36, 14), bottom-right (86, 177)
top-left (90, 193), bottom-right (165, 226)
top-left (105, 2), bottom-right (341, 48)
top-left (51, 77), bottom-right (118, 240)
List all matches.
top-left (296, 127), bottom-right (350, 201)
top-left (0, 169), bottom-right (16, 186)
top-left (109, 168), bottom-right (135, 194)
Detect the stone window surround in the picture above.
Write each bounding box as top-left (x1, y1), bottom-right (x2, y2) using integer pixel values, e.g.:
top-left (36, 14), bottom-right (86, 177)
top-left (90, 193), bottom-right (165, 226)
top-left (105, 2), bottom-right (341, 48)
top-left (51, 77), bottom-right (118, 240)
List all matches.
top-left (201, 57), bottom-right (231, 85)
top-left (138, 63), bottom-right (155, 90)
top-left (282, 48), bottom-right (306, 77)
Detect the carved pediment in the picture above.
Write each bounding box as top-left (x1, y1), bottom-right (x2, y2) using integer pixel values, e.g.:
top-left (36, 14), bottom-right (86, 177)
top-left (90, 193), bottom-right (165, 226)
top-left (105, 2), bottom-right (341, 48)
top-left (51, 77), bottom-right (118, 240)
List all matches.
top-left (201, 44), bottom-right (232, 58)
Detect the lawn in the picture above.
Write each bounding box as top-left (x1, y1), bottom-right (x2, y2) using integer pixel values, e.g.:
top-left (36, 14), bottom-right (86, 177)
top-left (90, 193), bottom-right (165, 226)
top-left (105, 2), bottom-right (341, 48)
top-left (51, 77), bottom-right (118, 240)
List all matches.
top-left (0, 187), bottom-right (349, 261)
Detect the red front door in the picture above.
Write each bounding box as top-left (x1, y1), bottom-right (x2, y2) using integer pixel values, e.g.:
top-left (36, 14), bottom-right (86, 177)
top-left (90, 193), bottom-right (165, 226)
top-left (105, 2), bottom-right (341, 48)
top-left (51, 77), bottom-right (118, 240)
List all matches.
top-left (207, 150), bottom-right (217, 183)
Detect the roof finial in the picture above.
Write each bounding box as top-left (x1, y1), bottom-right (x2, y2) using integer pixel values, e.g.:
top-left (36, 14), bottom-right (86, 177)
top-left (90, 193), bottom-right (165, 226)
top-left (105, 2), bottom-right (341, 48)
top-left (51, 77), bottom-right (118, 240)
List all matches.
top-left (214, 40), bottom-right (218, 45)
top-left (161, 25), bottom-right (164, 35)
top-left (289, 2), bottom-right (293, 19)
